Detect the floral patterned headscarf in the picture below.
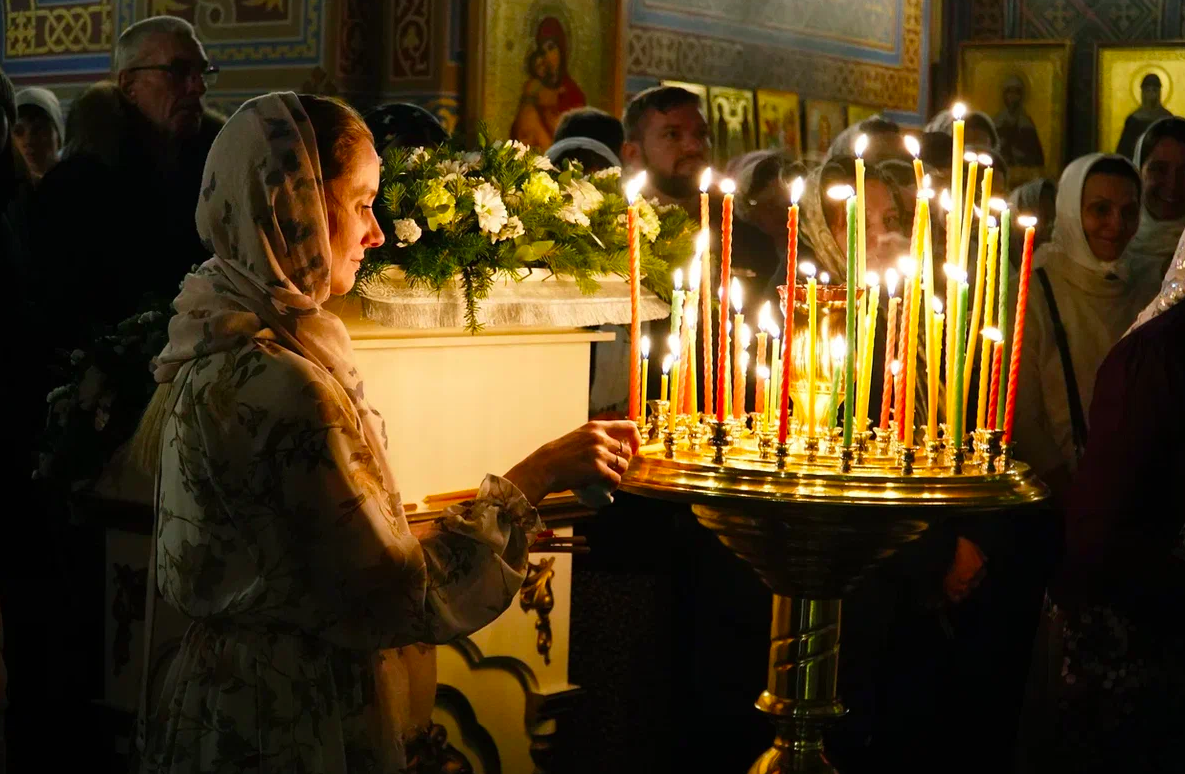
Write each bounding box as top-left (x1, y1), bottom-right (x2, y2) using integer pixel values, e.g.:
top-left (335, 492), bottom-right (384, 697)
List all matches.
top-left (153, 91), bottom-right (393, 478)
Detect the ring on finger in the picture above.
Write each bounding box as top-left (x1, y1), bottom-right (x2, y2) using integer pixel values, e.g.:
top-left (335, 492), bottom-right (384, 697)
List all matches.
top-left (615, 453), bottom-right (624, 471)
top-left (619, 439), bottom-right (627, 456)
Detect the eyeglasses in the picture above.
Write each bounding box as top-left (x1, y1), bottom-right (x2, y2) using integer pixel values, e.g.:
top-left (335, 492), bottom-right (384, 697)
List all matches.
top-left (125, 60), bottom-right (219, 87)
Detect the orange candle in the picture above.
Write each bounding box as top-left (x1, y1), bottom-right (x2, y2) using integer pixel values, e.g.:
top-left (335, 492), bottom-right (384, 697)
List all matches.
top-left (626, 172), bottom-right (647, 421)
top-left (732, 282), bottom-right (746, 419)
top-left (1003, 216), bottom-right (1037, 445)
top-left (987, 339), bottom-right (1004, 430)
top-left (779, 177), bottom-right (804, 443)
top-left (895, 265), bottom-right (913, 441)
top-left (699, 171), bottom-right (713, 414)
top-left (879, 268), bottom-right (900, 432)
top-left (903, 256), bottom-right (923, 448)
top-left (755, 302), bottom-right (769, 417)
top-left (715, 178), bottom-right (735, 421)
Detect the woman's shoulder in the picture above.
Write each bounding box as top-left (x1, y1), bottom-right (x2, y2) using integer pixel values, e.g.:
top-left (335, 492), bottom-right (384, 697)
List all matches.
top-left (193, 339), bottom-right (345, 412)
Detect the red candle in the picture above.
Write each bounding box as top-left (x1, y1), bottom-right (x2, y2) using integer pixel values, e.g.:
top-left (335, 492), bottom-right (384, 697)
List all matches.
top-left (879, 270), bottom-right (900, 432)
top-left (987, 340), bottom-right (1004, 430)
top-left (700, 170), bottom-right (713, 416)
top-left (1003, 218), bottom-right (1037, 444)
top-left (716, 179), bottom-right (736, 421)
top-left (896, 270), bottom-right (914, 440)
top-left (778, 177), bottom-right (804, 443)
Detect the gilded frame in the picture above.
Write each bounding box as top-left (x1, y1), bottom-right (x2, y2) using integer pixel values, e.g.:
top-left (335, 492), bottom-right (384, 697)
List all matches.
top-left (1095, 41), bottom-right (1185, 158)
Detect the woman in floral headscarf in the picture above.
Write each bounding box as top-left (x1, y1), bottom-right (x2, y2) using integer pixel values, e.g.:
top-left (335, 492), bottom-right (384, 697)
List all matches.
top-left (135, 92), bottom-right (639, 772)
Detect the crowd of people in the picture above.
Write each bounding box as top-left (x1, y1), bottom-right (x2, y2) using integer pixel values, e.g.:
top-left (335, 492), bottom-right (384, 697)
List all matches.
top-left (0, 13), bottom-right (1182, 774)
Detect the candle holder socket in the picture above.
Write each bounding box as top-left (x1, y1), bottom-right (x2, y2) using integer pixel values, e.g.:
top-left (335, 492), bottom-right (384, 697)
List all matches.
top-left (985, 430), bottom-right (1004, 473)
top-left (804, 436), bottom-right (820, 463)
top-left (775, 441), bottom-right (790, 469)
top-left (663, 428), bottom-right (677, 459)
top-left (951, 447), bottom-right (967, 475)
top-left (839, 446), bottom-right (855, 473)
top-left (647, 400), bottom-right (669, 442)
top-left (757, 430), bottom-right (775, 461)
top-left (1001, 442), bottom-right (1015, 471)
top-left (711, 420), bottom-right (729, 465)
top-left (901, 446), bottom-right (918, 475)
top-left (925, 440), bottom-right (942, 466)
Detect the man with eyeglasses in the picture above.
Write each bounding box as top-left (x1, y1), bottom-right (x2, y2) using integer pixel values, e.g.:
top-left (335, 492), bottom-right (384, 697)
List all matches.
top-left (33, 15), bottom-right (224, 349)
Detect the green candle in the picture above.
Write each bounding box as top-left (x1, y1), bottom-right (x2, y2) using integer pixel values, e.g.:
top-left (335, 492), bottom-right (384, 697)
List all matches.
top-left (670, 268), bottom-right (684, 338)
top-left (995, 207), bottom-right (1011, 429)
top-left (825, 338), bottom-right (844, 428)
top-left (843, 193), bottom-right (858, 447)
top-left (951, 278), bottom-right (970, 443)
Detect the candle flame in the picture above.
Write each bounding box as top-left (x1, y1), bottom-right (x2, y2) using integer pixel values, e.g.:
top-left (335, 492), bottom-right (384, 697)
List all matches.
top-left (898, 256), bottom-right (918, 277)
top-left (932, 298), bottom-right (944, 314)
top-left (790, 176), bottom-right (805, 204)
top-left (801, 262), bottom-right (817, 278)
top-left (827, 184), bottom-right (856, 201)
top-left (672, 267), bottom-right (683, 291)
top-left (986, 215), bottom-right (998, 228)
top-left (699, 167), bottom-right (713, 192)
top-left (719, 178), bottom-right (736, 195)
top-left (641, 335), bottom-right (651, 358)
top-left (741, 350), bottom-right (751, 369)
top-left (978, 153), bottom-right (994, 167)
top-left (940, 188), bottom-right (954, 211)
top-left (688, 257), bottom-right (702, 289)
top-left (759, 300), bottom-right (773, 329)
top-left (1018, 215), bottom-right (1038, 228)
top-left (831, 335), bottom-right (846, 362)
top-left (890, 359), bottom-right (902, 376)
top-left (919, 187), bottom-right (936, 200)
top-left (668, 334), bottom-right (680, 355)
top-left (990, 197), bottom-right (1008, 212)
top-left (731, 277), bottom-right (743, 311)
top-left (866, 271), bottom-right (880, 288)
top-left (695, 228), bottom-right (710, 256)
top-left (982, 326), bottom-right (1003, 342)
top-left (662, 353), bottom-right (673, 374)
top-left (964, 150), bottom-right (979, 163)
top-left (757, 365), bottom-right (771, 379)
top-left (952, 102), bottom-right (967, 120)
top-left (885, 267), bottom-right (899, 295)
top-left (819, 271), bottom-right (831, 285)
top-left (904, 134), bottom-right (921, 157)
top-left (741, 324), bottom-right (752, 347)
top-left (943, 263), bottom-right (968, 283)
top-left (854, 134), bottom-right (869, 158)
top-left (625, 171), bottom-right (647, 204)
top-left (769, 322), bottom-right (781, 339)
top-left (685, 306), bottom-right (698, 326)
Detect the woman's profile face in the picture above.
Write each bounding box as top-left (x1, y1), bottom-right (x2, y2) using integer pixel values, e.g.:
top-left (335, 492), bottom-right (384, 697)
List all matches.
top-left (326, 142), bottom-right (385, 295)
top-left (1141, 136), bottom-right (1185, 221)
top-left (1080, 172), bottom-right (1140, 263)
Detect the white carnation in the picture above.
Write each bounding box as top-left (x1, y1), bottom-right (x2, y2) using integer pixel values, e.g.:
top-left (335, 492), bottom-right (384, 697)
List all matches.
top-left (637, 199), bottom-right (661, 242)
top-left (462, 151), bottom-right (483, 167)
top-left (533, 155), bottom-right (557, 171)
top-left (593, 166), bottom-right (622, 180)
top-left (496, 139), bottom-right (530, 160)
top-left (473, 182), bottom-right (509, 235)
top-left (405, 146), bottom-right (428, 168)
top-left (558, 204), bottom-right (591, 228)
top-left (492, 215), bottom-right (525, 243)
top-left (393, 218), bottom-right (422, 247)
top-left (436, 159), bottom-right (469, 181)
top-left (564, 178), bottom-right (604, 213)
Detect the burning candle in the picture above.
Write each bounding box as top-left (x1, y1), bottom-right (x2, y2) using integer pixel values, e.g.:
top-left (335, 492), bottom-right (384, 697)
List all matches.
top-left (756, 364), bottom-right (770, 417)
top-left (961, 156), bottom-right (994, 411)
top-left (768, 325), bottom-right (782, 428)
top-left (804, 262), bottom-right (819, 435)
top-left (896, 259), bottom-right (914, 441)
top-left (661, 353), bottom-right (672, 404)
top-left (756, 302), bottom-right (770, 416)
top-left (670, 268), bottom-right (684, 339)
top-left (903, 256), bottom-right (922, 447)
top-left (824, 336), bottom-right (846, 429)
top-left (974, 219), bottom-right (1001, 428)
top-left (927, 298), bottom-right (944, 442)
top-left (958, 151), bottom-right (980, 273)
top-left (987, 338), bottom-right (1004, 430)
top-left (1003, 216), bottom-right (1037, 445)
top-left (699, 167), bottom-right (712, 235)
top-left (731, 278), bottom-right (745, 419)
top-left (919, 177), bottom-right (936, 329)
top-left (715, 178), bottom-right (736, 421)
top-left (949, 266), bottom-right (970, 446)
top-left (679, 307), bottom-right (696, 415)
top-left (879, 268), bottom-right (900, 432)
top-left (738, 348), bottom-right (751, 419)
top-left (626, 172), bottom-right (647, 421)
top-left (826, 184), bottom-right (859, 447)
top-left (891, 359), bottom-right (903, 432)
top-left (780, 176), bottom-right (804, 443)
top-left (904, 134), bottom-right (924, 191)
top-left (668, 357), bottom-right (681, 433)
top-left (641, 335), bottom-right (651, 412)
top-left (854, 135), bottom-right (869, 286)
top-left (699, 171), bottom-right (713, 414)
top-left (857, 273), bottom-right (880, 434)
top-left (950, 102), bottom-right (967, 260)
top-left (685, 254), bottom-right (703, 415)
top-left (978, 327), bottom-right (1003, 430)
top-left (996, 206), bottom-right (1012, 427)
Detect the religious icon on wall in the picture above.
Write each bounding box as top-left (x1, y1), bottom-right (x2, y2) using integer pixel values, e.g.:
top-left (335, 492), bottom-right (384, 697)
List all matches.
top-left (660, 81), bottom-right (710, 120)
top-left (1096, 44), bottom-right (1185, 160)
top-left (846, 104), bottom-right (880, 127)
top-left (959, 40), bottom-right (1072, 185)
top-left (708, 86), bottom-right (756, 167)
top-left (509, 17), bottom-right (588, 148)
top-left (757, 89), bottom-right (803, 160)
top-left (803, 100), bottom-right (847, 164)
top-left (469, 0), bottom-right (624, 146)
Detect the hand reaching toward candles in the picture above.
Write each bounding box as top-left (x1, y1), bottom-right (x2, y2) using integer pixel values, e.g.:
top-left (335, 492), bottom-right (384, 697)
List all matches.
top-left (503, 420), bottom-right (643, 506)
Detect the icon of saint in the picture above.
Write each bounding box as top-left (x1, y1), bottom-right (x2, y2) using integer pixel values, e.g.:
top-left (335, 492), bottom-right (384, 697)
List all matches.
top-left (994, 75), bottom-right (1045, 167)
top-left (1117, 73), bottom-right (1174, 160)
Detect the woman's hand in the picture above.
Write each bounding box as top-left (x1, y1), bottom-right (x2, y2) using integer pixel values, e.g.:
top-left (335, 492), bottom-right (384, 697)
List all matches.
top-left (503, 421), bottom-right (642, 506)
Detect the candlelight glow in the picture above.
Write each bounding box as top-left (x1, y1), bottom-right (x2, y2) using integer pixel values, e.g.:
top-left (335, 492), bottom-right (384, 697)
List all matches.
top-left (932, 298), bottom-right (944, 314)
top-left (668, 334), bottom-right (680, 355)
top-left (695, 228), bottom-right (709, 255)
top-left (885, 267), bottom-right (899, 296)
top-left (757, 365), bottom-right (771, 380)
top-left (758, 300), bottom-right (773, 330)
top-left (719, 178), bottom-right (736, 195)
top-left (699, 167), bottom-right (713, 193)
top-left (662, 353), bottom-right (673, 374)
top-left (919, 187), bottom-right (935, 200)
top-left (964, 151), bottom-right (979, 163)
top-left (830, 335), bottom-right (846, 362)
top-left (625, 172), bottom-right (647, 204)
top-left (986, 215), bottom-right (997, 228)
top-left (982, 326), bottom-right (1003, 343)
top-left (769, 322), bottom-right (781, 339)
top-left (904, 134), bottom-right (921, 157)
top-left (741, 324), bottom-right (753, 348)
top-left (944, 263), bottom-right (968, 283)
top-left (978, 153), bottom-right (993, 167)
top-left (952, 102), bottom-right (967, 120)
top-left (732, 277), bottom-right (744, 311)
top-left (890, 359), bottom-right (902, 376)
top-left (673, 267), bottom-right (683, 291)
top-left (641, 336), bottom-right (651, 358)
top-left (741, 350), bottom-right (751, 369)
top-left (801, 262), bottom-right (817, 278)
top-left (1017, 215), bottom-right (1038, 228)
top-left (923, 173), bottom-right (932, 190)
top-left (899, 256), bottom-right (918, 277)
top-left (866, 271), bottom-right (880, 289)
top-left (990, 197), bottom-right (1008, 212)
top-left (827, 184), bottom-right (856, 201)
top-left (790, 176), bottom-right (805, 204)
top-left (940, 188), bottom-right (954, 211)
top-left (819, 272), bottom-right (831, 285)
top-left (688, 257), bottom-right (701, 289)
top-left (854, 134), bottom-right (869, 158)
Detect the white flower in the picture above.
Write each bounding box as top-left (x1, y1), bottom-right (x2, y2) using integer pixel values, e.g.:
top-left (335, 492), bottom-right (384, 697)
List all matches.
top-left (593, 166), bottom-right (622, 180)
top-left (405, 146), bottom-right (428, 168)
top-left (473, 182), bottom-right (509, 235)
top-left (533, 155), bottom-right (557, 171)
top-left (564, 178), bottom-right (604, 213)
top-left (558, 204), bottom-right (591, 228)
top-left (496, 139), bottom-right (530, 160)
top-left (637, 199), bottom-right (661, 242)
top-left (492, 215), bottom-right (525, 243)
top-left (393, 218), bottom-right (422, 247)
top-left (462, 151), bottom-right (483, 168)
top-left (436, 159), bottom-right (468, 181)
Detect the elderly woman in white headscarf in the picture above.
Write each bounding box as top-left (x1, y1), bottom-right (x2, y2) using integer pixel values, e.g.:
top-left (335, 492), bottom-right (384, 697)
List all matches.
top-left (1125, 116), bottom-right (1185, 281)
top-left (1011, 154), bottom-right (1160, 503)
top-left (134, 92), bottom-right (639, 772)
top-left (925, 107), bottom-right (1000, 152)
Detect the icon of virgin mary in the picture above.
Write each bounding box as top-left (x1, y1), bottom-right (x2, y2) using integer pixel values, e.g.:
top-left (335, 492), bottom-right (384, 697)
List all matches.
top-left (510, 16), bottom-right (588, 148)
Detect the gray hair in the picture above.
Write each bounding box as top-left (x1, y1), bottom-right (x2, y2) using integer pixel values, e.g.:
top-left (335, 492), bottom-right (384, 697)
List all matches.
top-left (113, 16), bottom-right (198, 72)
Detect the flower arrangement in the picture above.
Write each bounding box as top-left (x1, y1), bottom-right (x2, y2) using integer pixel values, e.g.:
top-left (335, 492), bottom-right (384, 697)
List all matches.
top-left (357, 133), bottom-right (696, 331)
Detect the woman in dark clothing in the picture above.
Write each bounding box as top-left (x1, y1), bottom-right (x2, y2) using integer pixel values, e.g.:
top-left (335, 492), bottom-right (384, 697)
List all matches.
top-left (1025, 237), bottom-right (1185, 773)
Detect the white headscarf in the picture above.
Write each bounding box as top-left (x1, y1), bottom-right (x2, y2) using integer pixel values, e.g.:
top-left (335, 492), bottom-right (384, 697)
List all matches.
top-left (153, 92), bottom-right (395, 486)
top-left (1128, 229), bottom-right (1185, 333)
top-left (1036, 153), bottom-right (1140, 282)
top-left (1124, 117), bottom-right (1185, 276)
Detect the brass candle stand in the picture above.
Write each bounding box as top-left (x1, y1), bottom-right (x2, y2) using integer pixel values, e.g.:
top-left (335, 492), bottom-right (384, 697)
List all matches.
top-left (623, 417), bottom-right (1047, 774)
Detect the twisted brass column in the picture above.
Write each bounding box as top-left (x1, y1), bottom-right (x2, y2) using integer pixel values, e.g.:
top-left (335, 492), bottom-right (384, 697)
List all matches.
top-left (750, 596), bottom-right (845, 774)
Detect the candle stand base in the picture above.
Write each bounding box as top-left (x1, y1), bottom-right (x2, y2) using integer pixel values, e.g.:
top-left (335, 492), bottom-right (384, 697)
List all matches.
top-left (925, 440), bottom-right (942, 467)
top-left (901, 446), bottom-right (918, 475)
top-left (985, 430), bottom-right (1004, 473)
top-left (711, 420), bottom-right (729, 465)
top-left (951, 447), bottom-right (967, 475)
top-left (775, 441), bottom-right (790, 470)
top-left (839, 446), bottom-right (855, 473)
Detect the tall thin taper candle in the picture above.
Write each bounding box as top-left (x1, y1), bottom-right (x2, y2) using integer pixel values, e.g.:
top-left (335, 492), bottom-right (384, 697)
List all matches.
top-left (987, 340), bottom-right (1004, 430)
top-left (685, 252), bottom-right (703, 414)
top-left (756, 303), bottom-right (770, 416)
top-left (660, 354), bottom-right (672, 404)
top-left (626, 172), bottom-right (647, 421)
top-left (779, 177), bottom-right (805, 443)
top-left (668, 358), bottom-right (681, 433)
top-left (768, 332), bottom-right (782, 427)
top-left (641, 336), bottom-right (651, 415)
top-left (996, 207), bottom-right (1012, 428)
top-left (824, 186), bottom-right (859, 447)
top-left (804, 263), bottom-right (819, 435)
top-left (958, 151), bottom-right (979, 273)
top-left (854, 135), bottom-right (869, 286)
top-left (670, 268), bottom-right (684, 339)
top-left (879, 269), bottom-right (900, 431)
top-left (825, 341), bottom-right (844, 429)
top-left (927, 298), bottom-right (944, 442)
top-left (975, 223), bottom-right (1000, 429)
top-left (896, 261), bottom-right (914, 441)
top-left (918, 180), bottom-right (935, 353)
top-left (950, 271), bottom-right (970, 445)
top-left (978, 327), bottom-right (1002, 430)
top-left (904, 135), bottom-right (924, 190)
top-left (903, 256), bottom-right (923, 447)
top-left (1004, 217), bottom-right (1037, 445)
top-left (857, 275), bottom-right (881, 432)
top-left (732, 280), bottom-right (745, 419)
top-left (699, 172), bottom-right (713, 414)
top-left (962, 158), bottom-right (994, 412)
top-left (950, 103), bottom-right (967, 265)
top-left (715, 179), bottom-right (736, 421)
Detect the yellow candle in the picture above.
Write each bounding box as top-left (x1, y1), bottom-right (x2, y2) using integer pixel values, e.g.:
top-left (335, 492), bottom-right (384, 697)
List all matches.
top-left (641, 336), bottom-right (651, 415)
top-left (854, 134), bottom-right (869, 286)
top-left (768, 331), bottom-right (782, 427)
top-left (964, 214), bottom-right (997, 417)
top-left (804, 263), bottom-right (818, 435)
top-left (903, 254), bottom-right (923, 447)
top-left (904, 134), bottom-right (924, 190)
top-left (856, 274), bottom-right (880, 432)
top-left (660, 354), bottom-right (672, 404)
top-left (979, 327), bottom-right (1003, 430)
top-left (943, 263), bottom-right (968, 433)
top-left (976, 223), bottom-right (1001, 429)
top-left (958, 151), bottom-right (979, 273)
top-left (927, 299), bottom-right (944, 441)
top-left (668, 359), bottom-right (681, 433)
top-left (732, 278), bottom-right (745, 419)
top-left (950, 102), bottom-right (966, 263)
top-left (684, 256), bottom-right (702, 414)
